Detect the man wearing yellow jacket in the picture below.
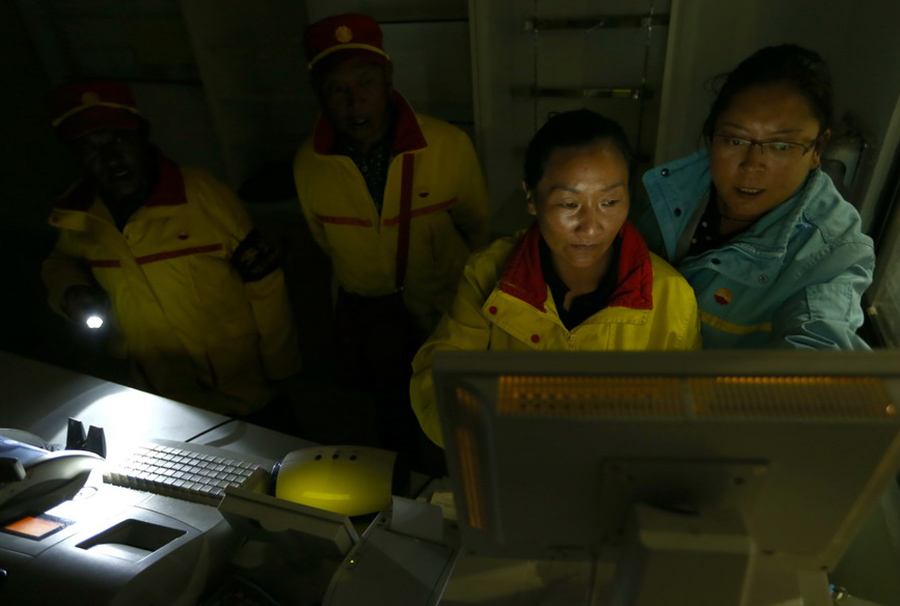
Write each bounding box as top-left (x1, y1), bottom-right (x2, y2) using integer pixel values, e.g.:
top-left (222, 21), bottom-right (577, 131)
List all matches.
top-left (42, 80), bottom-right (301, 419)
top-left (293, 14), bottom-right (490, 377)
top-left (294, 14), bottom-right (489, 464)
top-left (411, 110), bottom-right (702, 447)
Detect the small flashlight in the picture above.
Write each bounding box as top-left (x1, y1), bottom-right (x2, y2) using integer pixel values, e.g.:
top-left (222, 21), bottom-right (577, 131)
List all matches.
top-left (82, 303), bottom-right (106, 331)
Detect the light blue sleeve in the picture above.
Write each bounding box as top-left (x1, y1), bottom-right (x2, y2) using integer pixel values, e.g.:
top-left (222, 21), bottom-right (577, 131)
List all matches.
top-left (770, 241), bottom-right (875, 350)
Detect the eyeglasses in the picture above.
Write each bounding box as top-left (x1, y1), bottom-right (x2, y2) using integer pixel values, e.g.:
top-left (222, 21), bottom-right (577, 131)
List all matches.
top-left (710, 134), bottom-right (820, 161)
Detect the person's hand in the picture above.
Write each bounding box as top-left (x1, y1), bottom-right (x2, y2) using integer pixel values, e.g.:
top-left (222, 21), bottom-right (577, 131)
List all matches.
top-left (62, 285), bottom-right (110, 325)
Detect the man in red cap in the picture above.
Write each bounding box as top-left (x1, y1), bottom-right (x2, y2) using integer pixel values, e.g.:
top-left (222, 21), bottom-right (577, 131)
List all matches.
top-left (42, 80), bottom-right (302, 425)
top-left (293, 13), bottom-right (490, 460)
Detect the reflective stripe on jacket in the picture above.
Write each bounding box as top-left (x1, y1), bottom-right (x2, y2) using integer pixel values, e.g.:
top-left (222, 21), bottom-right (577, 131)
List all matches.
top-left (42, 156), bottom-right (301, 415)
top-left (293, 92), bottom-right (490, 333)
top-left (410, 221), bottom-right (702, 446)
top-left (638, 150), bottom-right (875, 349)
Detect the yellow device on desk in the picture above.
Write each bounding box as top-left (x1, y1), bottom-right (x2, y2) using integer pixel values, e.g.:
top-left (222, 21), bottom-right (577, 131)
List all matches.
top-left (272, 445), bottom-right (400, 517)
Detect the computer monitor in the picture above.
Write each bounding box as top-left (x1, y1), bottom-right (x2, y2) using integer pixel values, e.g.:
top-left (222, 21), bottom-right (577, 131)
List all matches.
top-left (433, 350), bottom-right (900, 605)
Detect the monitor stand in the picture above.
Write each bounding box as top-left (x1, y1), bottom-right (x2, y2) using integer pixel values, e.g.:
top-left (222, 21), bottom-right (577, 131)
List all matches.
top-left (597, 503), bottom-right (831, 606)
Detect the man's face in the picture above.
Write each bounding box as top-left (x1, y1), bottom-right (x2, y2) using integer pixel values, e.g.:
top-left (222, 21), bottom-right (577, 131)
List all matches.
top-left (70, 127), bottom-right (152, 204)
top-left (318, 60), bottom-right (393, 152)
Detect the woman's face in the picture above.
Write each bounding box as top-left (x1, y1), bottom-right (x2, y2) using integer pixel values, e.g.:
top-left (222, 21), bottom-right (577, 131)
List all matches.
top-left (526, 142), bottom-right (630, 276)
top-left (710, 81), bottom-right (828, 221)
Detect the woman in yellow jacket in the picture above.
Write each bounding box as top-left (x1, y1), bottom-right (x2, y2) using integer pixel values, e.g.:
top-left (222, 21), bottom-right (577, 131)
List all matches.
top-left (411, 110), bottom-right (702, 447)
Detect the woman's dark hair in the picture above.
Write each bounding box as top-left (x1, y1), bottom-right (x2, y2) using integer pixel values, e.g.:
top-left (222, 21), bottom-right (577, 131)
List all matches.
top-left (702, 44), bottom-right (834, 139)
top-left (523, 109), bottom-right (633, 190)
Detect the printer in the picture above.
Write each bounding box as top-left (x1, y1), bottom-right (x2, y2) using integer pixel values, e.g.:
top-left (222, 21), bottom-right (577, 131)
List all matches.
top-left (0, 432), bottom-right (239, 606)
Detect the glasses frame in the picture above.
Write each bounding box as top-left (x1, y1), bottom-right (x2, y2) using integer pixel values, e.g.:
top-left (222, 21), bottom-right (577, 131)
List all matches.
top-left (709, 133), bottom-right (822, 159)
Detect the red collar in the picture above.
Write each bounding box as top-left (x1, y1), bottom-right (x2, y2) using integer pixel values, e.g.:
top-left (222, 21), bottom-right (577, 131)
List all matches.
top-left (312, 91), bottom-right (428, 156)
top-left (498, 221), bottom-right (654, 311)
top-left (55, 153), bottom-right (186, 211)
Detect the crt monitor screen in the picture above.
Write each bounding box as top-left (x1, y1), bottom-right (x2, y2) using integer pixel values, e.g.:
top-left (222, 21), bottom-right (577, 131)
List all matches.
top-left (432, 349), bottom-right (900, 574)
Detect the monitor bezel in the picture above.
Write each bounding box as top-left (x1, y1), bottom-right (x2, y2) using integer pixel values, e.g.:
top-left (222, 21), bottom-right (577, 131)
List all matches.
top-left (433, 349), bottom-right (900, 572)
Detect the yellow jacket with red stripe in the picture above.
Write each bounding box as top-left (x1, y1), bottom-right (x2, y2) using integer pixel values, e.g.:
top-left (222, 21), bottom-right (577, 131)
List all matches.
top-left (42, 156), bottom-right (301, 415)
top-left (293, 93), bottom-right (490, 332)
top-left (410, 222), bottom-right (703, 447)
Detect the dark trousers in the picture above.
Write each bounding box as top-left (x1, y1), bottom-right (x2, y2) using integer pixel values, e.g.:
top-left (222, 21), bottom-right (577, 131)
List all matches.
top-left (333, 289), bottom-right (446, 477)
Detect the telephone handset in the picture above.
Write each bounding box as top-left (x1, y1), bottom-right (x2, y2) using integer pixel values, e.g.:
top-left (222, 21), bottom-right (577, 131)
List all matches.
top-left (0, 429), bottom-right (103, 524)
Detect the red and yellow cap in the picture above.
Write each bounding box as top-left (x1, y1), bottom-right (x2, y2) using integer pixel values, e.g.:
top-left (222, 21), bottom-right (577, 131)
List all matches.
top-left (304, 13), bottom-right (390, 78)
top-left (49, 80), bottom-right (142, 140)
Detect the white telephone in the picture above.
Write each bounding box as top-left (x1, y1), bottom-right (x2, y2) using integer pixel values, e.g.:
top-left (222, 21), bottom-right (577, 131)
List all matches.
top-left (0, 429), bottom-right (103, 523)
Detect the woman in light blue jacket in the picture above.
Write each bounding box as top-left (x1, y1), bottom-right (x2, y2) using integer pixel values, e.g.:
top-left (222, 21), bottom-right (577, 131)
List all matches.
top-left (636, 44), bottom-right (875, 349)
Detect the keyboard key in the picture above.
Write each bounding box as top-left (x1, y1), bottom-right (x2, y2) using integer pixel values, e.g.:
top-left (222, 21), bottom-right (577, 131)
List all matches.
top-left (103, 441), bottom-right (269, 506)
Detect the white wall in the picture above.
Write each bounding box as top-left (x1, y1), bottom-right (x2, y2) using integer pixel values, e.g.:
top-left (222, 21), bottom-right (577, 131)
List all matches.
top-left (180, 0), bottom-right (317, 189)
top-left (471, 0), bottom-right (673, 237)
top-left (655, 0), bottom-right (762, 163)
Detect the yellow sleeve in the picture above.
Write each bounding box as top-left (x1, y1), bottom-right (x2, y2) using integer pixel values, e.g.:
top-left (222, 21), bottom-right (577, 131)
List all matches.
top-left (191, 170), bottom-right (303, 379)
top-left (41, 233), bottom-right (94, 317)
top-left (672, 270), bottom-right (702, 351)
top-left (410, 251), bottom-right (497, 447)
top-left (648, 253), bottom-right (703, 351)
top-left (293, 146), bottom-right (331, 256)
top-left (244, 269), bottom-right (303, 379)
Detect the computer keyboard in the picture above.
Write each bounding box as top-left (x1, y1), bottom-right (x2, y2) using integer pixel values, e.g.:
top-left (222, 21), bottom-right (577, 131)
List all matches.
top-left (103, 439), bottom-right (270, 506)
